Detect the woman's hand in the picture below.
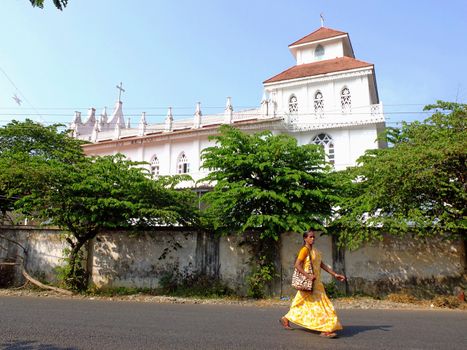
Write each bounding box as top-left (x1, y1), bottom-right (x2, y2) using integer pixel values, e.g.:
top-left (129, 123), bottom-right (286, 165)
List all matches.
top-left (334, 273), bottom-right (346, 282)
top-left (307, 273), bottom-right (316, 281)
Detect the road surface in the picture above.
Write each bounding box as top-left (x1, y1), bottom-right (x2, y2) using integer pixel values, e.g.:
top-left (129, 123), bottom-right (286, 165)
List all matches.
top-left (1, 296), bottom-right (466, 349)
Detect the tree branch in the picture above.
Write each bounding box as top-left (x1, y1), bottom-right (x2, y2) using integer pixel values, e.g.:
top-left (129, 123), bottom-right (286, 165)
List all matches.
top-left (21, 267), bottom-right (73, 295)
top-left (0, 234), bottom-right (27, 253)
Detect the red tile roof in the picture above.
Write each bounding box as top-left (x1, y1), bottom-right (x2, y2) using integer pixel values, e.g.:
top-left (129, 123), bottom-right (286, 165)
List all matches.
top-left (289, 27), bottom-right (347, 47)
top-left (264, 57), bottom-right (373, 84)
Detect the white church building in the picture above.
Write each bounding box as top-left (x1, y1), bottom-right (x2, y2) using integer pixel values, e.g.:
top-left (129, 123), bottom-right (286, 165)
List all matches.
top-left (70, 26), bottom-right (386, 187)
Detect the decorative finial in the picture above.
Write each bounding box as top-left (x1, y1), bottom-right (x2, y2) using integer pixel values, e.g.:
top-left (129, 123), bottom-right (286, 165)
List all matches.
top-left (193, 102), bottom-right (202, 129)
top-left (224, 97), bottom-right (234, 124)
top-left (138, 112), bottom-right (147, 136)
top-left (116, 82), bottom-right (125, 102)
top-left (320, 13), bottom-right (325, 27)
top-left (225, 97), bottom-right (233, 111)
top-left (165, 107), bottom-right (173, 132)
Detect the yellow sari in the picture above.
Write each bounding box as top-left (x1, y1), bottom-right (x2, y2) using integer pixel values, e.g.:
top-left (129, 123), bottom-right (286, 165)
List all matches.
top-left (284, 246), bottom-right (343, 332)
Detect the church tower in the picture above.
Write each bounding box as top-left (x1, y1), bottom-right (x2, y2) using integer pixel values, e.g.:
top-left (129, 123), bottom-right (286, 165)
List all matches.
top-left (262, 26), bottom-right (385, 169)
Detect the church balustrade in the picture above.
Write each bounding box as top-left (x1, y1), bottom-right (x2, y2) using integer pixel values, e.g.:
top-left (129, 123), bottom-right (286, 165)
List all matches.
top-left (286, 103), bottom-right (384, 131)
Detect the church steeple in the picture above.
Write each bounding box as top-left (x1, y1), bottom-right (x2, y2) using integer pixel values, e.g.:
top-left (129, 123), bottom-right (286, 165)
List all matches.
top-left (288, 27), bottom-right (354, 65)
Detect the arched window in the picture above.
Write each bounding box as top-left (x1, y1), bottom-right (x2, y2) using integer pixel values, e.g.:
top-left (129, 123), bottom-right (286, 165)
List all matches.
top-left (177, 152), bottom-right (190, 174)
top-left (150, 155), bottom-right (160, 176)
top-left (314, 91), bottom-right (324, 115)
top-left (314, 44), bottom-right (325, 59)
top-left (312, 133), bottom-right (335, 165)
top-left (288, 95), bottom-right (298, 113)
top-left (341, 87), bottom-right (351, 114)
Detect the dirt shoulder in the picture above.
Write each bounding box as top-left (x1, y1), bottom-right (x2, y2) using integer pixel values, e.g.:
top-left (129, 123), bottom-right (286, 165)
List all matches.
top-left (1, 288), bottom-right (465, 311)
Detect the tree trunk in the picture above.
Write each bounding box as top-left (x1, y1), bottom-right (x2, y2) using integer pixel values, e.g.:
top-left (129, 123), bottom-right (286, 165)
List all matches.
top-left (332, 235), bottom-right (348, 295)
top-left (66, 239), bottom-right (88, 291)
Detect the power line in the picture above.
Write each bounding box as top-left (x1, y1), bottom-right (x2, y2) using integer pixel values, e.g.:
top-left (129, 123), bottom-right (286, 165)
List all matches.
top-left (0, 111), bottom-right (434, 119)
top-left (1, 103), bottom-right (461, 111)
top-left (0, 65), bottom-right (44, 121)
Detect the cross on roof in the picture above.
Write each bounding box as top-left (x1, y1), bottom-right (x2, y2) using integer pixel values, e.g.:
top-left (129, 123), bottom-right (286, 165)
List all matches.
top-left (320, 13), bottom-right (325, 27)
top-left (116, 82), bottom-right (125, 102)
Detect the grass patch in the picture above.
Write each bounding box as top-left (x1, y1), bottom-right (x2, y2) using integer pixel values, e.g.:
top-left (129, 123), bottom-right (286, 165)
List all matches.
top-left (385, 292), bottom-right (466, 309)
top-left (157, 272), bottom-right (234, 298)
top-left (386, 293), bottom-right (419, 304)
top-left (431, 295), bottom-right (462, 309)
top-left (86, 273), bottom-right (235, 299)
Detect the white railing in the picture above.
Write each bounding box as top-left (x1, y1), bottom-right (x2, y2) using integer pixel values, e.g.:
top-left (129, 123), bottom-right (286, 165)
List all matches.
top-left (286, 103), bottom-right (385, 131)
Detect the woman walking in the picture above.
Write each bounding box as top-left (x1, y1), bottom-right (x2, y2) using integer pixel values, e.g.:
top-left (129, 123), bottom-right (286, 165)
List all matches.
top-left (280, 229), bottom-right (346, 338)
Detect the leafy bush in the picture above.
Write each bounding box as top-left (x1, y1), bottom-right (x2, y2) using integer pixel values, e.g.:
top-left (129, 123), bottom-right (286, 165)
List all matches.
top-left (246, 262), bottom-right (275, 299)
top-left (324, 280), bottom-right (345, 299)
top-left (54, 248), bottom-right (88, 292)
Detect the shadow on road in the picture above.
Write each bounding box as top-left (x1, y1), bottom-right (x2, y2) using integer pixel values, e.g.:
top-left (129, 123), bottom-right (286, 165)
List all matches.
top-left (1, 340), bottom-right (78, 350)
top-left (338, 325), bottom-right (392, 337)
top-left (294, 324), bottom-right (392, 338)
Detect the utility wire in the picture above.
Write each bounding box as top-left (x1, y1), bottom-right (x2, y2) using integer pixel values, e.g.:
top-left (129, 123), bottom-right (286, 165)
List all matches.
top-left (0, 111), bottom-right (434, 119)
top-left (0, 65), bottom-right (44, 122)
top-left (0, 103), bottom-right (460, 111)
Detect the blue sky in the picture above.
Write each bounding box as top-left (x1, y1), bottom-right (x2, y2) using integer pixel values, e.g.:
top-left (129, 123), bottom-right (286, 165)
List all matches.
top-left (0, 0), bottom-right (466, 127)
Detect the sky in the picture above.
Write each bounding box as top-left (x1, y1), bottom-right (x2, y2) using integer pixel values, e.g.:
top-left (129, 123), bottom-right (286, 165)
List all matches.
top-left (0, 0), bottom-right (466, 127)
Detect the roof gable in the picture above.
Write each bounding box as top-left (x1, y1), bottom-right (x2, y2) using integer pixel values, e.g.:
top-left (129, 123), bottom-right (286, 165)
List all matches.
top-left (289, 27), bottom-right (347, 47)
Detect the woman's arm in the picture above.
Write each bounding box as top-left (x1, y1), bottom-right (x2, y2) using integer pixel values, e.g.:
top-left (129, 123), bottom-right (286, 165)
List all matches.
top-left (294, 258), bottom-right (315, 281)
top-left (320, 262), bottom-right (346, 282)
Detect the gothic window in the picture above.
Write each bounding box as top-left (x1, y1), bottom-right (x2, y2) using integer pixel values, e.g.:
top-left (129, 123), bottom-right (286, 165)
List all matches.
top-left (177, 152), bottom-right (190, 174)
top-left (150, 155), bottom-right (160, 176)
top-left (314, 44), bottom-right (325, 59)
top-left (314, 91), bottom-right (324, 115)
top-left (312, 133), bottom-right (335, 165)
top-left (288, 95), bottom-right (298, 113)
top-left (341, 87), bottom-right (351, 114)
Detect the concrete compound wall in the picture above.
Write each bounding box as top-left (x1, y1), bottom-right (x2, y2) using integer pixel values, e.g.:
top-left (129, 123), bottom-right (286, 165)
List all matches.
top-left (92, 231), bottom-right (199, 289)
top-left (1, 226), bottom-right (465, 296)
top-left (345, 235), bottom-right (466, 296)
top-left (0, 227), bottom-right (67, 286)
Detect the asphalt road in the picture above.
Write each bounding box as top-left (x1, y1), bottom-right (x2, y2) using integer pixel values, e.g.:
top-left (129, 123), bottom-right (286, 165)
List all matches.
top-left (0, 296), bottom-right (466, 350)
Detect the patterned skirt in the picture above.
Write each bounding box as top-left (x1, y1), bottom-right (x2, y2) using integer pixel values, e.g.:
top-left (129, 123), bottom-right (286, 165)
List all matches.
top-left (284, 281), bottom-right (342, 332)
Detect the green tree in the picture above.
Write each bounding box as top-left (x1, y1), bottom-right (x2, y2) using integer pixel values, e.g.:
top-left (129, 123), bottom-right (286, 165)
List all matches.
top-left (0, 119), bottom-right (86, 222)
top-left (200, 125), bottom-right (337, 296)
top-left (332, 101), bottom-right (466, 249)
top-left (0, 120), bottom-right (199, 291)
top-left (30, 0), bottom-right (68, 10)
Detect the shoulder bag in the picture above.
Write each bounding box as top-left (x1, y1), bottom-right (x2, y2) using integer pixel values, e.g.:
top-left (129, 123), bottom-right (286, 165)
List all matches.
top-left (291, 248), bottom-right (314, 291)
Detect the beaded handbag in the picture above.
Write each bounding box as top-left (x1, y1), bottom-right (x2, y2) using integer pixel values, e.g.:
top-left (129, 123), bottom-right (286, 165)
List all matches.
top-left (291, 248), bottom-right (313, 291)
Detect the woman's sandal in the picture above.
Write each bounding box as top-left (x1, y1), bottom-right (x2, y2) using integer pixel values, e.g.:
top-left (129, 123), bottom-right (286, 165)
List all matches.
top-left (320, 332), bottom-right (337, 338)
top-left (279, 317), bottom-right (293, 330)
